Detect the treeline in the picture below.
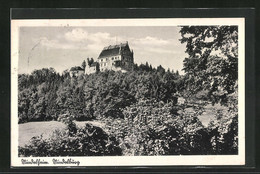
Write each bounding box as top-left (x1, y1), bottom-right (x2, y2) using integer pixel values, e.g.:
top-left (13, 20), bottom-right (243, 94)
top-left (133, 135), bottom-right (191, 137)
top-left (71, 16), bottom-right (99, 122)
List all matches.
top-left (18, 64), bottom-right (181, 123)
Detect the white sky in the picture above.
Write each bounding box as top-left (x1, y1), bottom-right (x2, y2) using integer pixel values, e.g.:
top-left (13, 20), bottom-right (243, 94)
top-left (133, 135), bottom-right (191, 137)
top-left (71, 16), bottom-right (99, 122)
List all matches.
top-left (18, 26), bottom-right (187, 74)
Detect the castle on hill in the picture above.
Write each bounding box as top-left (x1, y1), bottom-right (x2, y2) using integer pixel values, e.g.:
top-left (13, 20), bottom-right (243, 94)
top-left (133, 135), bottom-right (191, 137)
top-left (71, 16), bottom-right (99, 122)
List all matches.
top-left (69, 41), bottom-right (134, 77)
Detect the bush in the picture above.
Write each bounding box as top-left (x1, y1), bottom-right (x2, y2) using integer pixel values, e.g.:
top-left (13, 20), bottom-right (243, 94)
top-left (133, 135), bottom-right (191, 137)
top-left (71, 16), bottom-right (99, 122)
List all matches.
top-left (102, 98), bottom-right (237, 156)
top-left (18, 123), bottom-right (122, 157)
top-left (57, 112), bottom-right (77, 135)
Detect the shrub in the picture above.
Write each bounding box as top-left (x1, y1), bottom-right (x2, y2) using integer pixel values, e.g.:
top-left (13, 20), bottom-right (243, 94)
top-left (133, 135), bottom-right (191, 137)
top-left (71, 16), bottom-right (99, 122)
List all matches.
top-left (103, 98), bottom-right (237, 156)
top-left (57, 112), bottom-right (77, 135)
top-left (18, 123), bottom-right (122, 157)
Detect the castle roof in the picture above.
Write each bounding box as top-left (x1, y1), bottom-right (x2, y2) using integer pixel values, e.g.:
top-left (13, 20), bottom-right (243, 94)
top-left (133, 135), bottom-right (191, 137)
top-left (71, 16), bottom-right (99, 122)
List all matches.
top-left (70, 66), bottom-right (84, 71)
top-left (98, 42), bottom-right (130, 59)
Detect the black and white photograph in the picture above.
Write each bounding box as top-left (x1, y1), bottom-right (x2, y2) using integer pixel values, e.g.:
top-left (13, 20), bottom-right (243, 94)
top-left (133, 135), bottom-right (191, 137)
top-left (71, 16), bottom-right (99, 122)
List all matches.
top-left (11, 18), bottom-right (245, 166)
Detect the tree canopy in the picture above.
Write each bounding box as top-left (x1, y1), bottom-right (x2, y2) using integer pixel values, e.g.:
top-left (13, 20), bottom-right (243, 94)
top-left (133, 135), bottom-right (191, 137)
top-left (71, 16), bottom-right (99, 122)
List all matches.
top-left (179, 26), bottom-right (238, 104)
top-left (18, 65), bottom-right (180, 123)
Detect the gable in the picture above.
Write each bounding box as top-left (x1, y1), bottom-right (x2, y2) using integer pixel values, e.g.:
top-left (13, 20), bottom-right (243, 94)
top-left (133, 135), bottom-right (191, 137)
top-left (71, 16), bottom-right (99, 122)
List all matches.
top-left (98, 42), bottom-right (131, 59)
top-left (98, 47), bottom-right (120, 58)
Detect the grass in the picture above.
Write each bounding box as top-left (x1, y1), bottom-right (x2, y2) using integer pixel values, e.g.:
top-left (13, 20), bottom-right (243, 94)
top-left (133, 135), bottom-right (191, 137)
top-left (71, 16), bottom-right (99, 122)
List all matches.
top-left (19, 121), bottom-right (66, 147)
top-left (19, 120), bottom-right (104, 147)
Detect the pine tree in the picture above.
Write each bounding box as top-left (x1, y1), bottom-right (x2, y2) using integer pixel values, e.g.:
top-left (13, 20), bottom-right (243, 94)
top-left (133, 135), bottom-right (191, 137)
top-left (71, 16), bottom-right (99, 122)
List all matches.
top-left (82, 60), bottom-right (86, 70)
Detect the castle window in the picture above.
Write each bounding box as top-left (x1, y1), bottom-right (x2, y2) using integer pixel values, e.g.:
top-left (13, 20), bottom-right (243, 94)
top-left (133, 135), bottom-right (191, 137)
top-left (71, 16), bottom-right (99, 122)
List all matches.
top-left (112, 57), bottom-right (114, 60)
top-left (106, 58), bottom-right (108, 61)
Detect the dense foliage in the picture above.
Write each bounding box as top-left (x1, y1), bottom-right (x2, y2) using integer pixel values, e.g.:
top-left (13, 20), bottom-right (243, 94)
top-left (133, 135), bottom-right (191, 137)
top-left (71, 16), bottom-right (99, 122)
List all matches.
top-left (18, 64), bottom-right (179, 123)
top-left (103, 98), bottom-right (237, 155)
top-left (178, 26), bottom-right (238, 154)
top-left (179, 26), bottom-right (238, 104)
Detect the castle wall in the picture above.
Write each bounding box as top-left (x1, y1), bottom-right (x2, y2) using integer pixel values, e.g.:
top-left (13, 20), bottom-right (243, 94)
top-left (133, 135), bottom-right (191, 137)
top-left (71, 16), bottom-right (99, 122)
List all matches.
top-left (85, 66), bottom-right (97, 75)
top-left (99, 55), bottom-right (122, 72)
top-left (98, 53), bottom-right (133, 72)
top-left (96, 42), bottom-right (134, 73)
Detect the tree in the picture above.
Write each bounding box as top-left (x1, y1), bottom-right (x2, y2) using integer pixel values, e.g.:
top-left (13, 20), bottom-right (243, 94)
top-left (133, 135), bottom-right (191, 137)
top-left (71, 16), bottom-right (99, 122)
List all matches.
top-left (179, 26), bottom-right (238, 104)
top-left (149, 65), bottom-right (153, 71)
top-left (90, 58), bottom-right (94, 66)
top-left (175, 70), bottom-right (179, 76)
top-left (82, 60), bottom-right (86, 70)
top-left (139, 63), bottom-right (150, 72)
top-left (87, 58), bottom-right (94, 66)
top-left (87, 58), bottom-right (90, 66)
top-left (156, 65), bottom-right (165, 74)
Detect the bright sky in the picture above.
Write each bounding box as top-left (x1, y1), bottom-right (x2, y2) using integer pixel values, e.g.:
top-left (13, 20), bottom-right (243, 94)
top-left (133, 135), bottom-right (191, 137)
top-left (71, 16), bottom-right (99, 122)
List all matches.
top-left (18, 26), bottom-right (187, 74)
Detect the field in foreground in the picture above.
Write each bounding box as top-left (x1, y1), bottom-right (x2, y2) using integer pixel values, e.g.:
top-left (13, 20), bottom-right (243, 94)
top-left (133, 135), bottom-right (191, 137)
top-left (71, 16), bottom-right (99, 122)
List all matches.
top-left (19, 120), bottom-right (105, 147)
